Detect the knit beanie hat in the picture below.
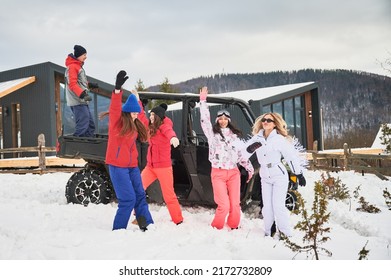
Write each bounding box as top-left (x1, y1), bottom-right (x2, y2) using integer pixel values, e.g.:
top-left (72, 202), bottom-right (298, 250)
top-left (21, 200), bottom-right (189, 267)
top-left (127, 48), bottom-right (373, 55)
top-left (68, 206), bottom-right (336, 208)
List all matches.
top-left (151, 103), bottom-right (167, 120)
top-left (74, 45), bottom-right (87, 58)
top-left (122, 94), bottom-right (141, 113)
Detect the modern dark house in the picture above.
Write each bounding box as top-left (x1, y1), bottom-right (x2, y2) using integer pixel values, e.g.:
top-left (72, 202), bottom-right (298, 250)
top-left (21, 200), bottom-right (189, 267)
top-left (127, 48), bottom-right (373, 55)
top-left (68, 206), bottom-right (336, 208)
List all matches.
top-left (219, 82), bottom-right (321, 149)
top-left (0, 62), bottom-right (116, 155)
top-left (0, 62), bottom-right (322, 156)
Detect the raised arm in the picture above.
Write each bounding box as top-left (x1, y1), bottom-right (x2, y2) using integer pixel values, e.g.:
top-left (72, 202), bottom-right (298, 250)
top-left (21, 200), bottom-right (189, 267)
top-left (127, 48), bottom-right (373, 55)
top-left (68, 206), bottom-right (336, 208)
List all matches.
top-left (199, 87), bottom-right (214, 140)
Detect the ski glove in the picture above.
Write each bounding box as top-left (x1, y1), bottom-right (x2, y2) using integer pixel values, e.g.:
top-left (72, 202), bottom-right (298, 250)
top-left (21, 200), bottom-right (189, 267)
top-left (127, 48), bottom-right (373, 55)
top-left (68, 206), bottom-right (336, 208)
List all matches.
top-left (297, 173), bottom-right (306, 187)
top-left (80, 90), bottom-right (92, 102)
top-left (170, 137), bottom-right (180, 148)
top-left (246, 142), bottom-right (262, 153)
top-left (88, 82), bottom-right (99, 89)
top-left (115, 70), bottom-right (129, 90)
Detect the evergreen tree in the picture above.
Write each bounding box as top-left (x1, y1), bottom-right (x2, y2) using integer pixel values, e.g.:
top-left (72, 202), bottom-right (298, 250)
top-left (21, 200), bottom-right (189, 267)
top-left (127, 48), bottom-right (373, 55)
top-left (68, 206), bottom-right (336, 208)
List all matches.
top-left (358, 241), bottom-right (370, 260)
top-left (379, 123), bottom-right (391, 154)
top-left (282, 181), bottom-right (332, 260)
top-left (156, 77), bottom-right (178, 106)
top-left (135, 79), bottom-right (146, 91)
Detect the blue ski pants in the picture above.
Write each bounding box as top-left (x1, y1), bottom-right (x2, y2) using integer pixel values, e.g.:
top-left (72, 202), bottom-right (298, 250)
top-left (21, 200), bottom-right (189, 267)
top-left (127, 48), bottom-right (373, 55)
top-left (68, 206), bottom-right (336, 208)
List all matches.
top-left (109, 165), bottom-right (154, 230)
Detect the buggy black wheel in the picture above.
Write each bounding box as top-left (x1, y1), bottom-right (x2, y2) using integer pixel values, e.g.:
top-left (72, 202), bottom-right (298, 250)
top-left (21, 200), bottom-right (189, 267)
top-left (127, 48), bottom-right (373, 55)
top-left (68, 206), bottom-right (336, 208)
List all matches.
top-left (285, 190), bottom-right (298, 211)
top-left (65, 168), bottom-right (113, 205)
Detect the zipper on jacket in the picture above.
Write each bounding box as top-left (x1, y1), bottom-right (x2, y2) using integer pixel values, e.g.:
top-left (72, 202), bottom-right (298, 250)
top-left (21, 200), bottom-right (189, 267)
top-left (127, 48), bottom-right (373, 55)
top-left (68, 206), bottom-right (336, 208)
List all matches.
top-left (289, 160), bottom-right (296, 173)
top-left (128, 141), bottom-right (134, 166)
top-left (278, 165), bottom-right (285, 175)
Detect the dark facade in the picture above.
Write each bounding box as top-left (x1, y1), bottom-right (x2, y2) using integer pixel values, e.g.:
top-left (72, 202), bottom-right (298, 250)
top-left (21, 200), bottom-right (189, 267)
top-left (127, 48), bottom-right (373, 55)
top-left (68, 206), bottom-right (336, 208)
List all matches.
top-left (0, 62), bottom-right (115, 154)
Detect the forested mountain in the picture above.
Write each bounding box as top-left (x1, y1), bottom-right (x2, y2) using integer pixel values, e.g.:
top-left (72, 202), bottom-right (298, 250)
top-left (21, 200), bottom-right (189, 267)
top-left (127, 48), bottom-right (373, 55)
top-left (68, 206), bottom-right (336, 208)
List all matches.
top-left (147, 69), bottom-right (391, 149)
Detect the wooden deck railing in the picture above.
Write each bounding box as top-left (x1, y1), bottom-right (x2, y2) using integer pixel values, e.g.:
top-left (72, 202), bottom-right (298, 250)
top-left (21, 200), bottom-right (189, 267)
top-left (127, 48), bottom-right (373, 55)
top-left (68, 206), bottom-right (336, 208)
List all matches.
top-left (0, 134), bottom-right (84, 173)
top-left (309, 142), bottom-right (391, 180)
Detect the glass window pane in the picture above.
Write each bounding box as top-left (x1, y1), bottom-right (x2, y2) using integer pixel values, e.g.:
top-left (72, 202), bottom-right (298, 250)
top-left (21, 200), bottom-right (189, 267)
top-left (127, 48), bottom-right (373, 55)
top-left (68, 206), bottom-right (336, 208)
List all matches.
top-left (60, 83), bottom-right (75, 135)
top-left (97, 95), bottom-right (111, 134)
top-left (295, 96), bottom-right (302, 109)
top-left (295, 109), bottom-right (303, 144)
top-left (262, 104), bottom-right (271, 114)
top-left (283, 99), bottom-right (294, 134)
top-left (273, 101), bottom-right (282, 115)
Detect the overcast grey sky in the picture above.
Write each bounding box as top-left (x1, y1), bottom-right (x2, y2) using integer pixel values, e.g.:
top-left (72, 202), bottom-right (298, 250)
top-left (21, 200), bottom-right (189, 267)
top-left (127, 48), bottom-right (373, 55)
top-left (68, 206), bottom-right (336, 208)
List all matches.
top-left (1, 0), bottom-right (390, 88)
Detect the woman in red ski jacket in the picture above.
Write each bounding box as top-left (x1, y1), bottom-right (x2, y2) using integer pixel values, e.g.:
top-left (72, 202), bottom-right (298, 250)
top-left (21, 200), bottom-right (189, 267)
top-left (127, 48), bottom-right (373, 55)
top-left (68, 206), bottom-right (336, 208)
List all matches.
top-left (141, 104), bottom-right (184, 225)
top-left (105, 70), bottom-right (153, 231)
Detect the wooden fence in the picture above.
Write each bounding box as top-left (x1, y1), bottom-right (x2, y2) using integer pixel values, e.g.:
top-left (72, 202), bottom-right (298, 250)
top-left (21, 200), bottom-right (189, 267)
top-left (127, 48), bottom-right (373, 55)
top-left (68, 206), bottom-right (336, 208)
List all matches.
top-left (0, 134), bottom-right (84, 174)
top-left (309, 142), bottom-right (391, 180)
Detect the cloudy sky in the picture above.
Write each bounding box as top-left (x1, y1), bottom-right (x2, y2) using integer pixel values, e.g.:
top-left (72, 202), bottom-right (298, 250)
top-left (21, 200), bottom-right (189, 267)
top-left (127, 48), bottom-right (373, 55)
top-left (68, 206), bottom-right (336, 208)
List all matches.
top-left (0, 0), bottom-right (390, 88)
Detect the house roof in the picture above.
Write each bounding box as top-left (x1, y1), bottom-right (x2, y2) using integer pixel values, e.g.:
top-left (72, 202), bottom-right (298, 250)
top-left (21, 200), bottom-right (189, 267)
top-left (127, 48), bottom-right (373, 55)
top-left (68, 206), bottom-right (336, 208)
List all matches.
top-left (0, 76), bottom-right (36, 99)
top-left (165, 81), bottom-right (317, 111)
top-left (216, 81), bottom-right (316, 101)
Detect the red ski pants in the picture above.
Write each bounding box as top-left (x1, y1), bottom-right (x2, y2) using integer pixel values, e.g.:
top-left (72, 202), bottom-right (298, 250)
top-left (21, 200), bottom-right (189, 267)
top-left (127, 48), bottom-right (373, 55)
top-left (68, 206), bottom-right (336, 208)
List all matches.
top-left (210, 167), bottom-right (241, 229)
top-left (141, 166), bottom-right (183, 224)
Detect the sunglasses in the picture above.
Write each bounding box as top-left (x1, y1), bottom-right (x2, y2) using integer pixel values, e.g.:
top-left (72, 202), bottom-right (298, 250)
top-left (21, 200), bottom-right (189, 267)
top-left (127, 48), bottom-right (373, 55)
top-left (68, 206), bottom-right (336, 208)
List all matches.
top-left (217, 110), bottom-right (231, 118)
top-left (261, 118), bottom-right (275, 123)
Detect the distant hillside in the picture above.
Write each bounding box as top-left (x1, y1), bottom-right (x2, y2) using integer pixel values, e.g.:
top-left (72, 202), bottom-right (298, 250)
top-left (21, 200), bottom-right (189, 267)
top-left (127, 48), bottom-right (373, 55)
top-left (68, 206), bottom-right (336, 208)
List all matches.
top-left (148, 69), bottom-right (391, 149)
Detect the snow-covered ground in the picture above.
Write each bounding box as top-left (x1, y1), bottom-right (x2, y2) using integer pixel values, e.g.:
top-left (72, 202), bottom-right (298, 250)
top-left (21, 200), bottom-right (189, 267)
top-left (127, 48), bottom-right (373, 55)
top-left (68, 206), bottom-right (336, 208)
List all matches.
top-left (0, 169), bottom-right (390, 278)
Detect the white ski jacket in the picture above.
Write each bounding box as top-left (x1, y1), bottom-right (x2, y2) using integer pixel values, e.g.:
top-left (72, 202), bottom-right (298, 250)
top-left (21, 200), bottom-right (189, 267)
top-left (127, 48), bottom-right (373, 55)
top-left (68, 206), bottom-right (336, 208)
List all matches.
top-left (245, 129), bottom-right (306, 178)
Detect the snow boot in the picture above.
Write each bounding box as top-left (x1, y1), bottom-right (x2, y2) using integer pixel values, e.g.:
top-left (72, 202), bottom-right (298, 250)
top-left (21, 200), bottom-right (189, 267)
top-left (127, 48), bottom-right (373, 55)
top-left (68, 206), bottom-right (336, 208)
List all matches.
top-left (137, 216), bottom-right (148, 232)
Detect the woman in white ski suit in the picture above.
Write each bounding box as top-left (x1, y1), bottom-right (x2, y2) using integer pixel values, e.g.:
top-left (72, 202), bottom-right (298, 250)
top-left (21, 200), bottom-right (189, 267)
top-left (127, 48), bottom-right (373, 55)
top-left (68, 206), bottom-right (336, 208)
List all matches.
top-left (244, 112), bottom-right (306, 237)
top-left (199, 87), bottom-right (254, 230)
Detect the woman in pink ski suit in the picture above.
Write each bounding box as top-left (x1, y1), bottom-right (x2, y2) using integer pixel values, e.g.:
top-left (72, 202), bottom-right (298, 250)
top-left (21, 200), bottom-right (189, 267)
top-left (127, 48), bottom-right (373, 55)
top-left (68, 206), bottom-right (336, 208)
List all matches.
top-left (199, 86), bottom-right (254, 230)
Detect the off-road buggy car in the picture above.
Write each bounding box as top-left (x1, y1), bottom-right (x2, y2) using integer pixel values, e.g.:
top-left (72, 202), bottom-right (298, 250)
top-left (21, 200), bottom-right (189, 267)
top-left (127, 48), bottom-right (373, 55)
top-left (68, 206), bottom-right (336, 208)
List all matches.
top-left (57, 92), bottom-right (299, 212)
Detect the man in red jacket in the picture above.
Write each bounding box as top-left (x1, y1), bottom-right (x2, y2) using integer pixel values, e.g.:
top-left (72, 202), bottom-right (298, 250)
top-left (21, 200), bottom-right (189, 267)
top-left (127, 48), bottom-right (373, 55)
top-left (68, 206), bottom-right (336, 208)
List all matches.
top-left (64, 45), bottom-right (98, 137)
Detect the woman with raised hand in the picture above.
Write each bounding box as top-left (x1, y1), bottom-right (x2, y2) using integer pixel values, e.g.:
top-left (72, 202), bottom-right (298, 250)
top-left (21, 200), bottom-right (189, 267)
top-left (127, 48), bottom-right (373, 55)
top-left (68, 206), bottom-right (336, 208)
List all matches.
top-left (105, 70), bottom-right (153, 231)
top-left (199, 86), bottom-right (254, 230)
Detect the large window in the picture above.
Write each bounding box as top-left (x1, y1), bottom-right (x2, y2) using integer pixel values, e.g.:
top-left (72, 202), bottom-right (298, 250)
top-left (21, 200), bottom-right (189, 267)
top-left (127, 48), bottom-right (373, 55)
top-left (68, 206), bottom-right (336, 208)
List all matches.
top-left (96, 94), bottom-right (110, 133)
top-left (283, 98), bottom-right (294, 134)
top-left (60, 84), bottom-right (111, 135)
top-left (262, 95), bottom-right (306, 145)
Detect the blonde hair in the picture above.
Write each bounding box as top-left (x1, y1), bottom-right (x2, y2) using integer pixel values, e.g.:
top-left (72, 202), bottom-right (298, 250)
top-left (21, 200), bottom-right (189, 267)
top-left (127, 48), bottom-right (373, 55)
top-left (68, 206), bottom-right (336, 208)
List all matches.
top-left (252, 112), bottom-right (289, 138)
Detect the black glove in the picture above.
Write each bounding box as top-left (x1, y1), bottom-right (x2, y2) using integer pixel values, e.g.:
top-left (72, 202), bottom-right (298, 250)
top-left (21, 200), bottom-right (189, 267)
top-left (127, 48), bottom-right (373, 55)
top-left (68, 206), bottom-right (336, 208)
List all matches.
top-left (297, 173), bottom-right (306, 187)
top-left (88, 82), bottom-right (99, 89)
top-left (246, 142), bottom-right (262, 153)
top-left (115, 70), bottom-right (129, 90)
top-left (79, 90), bottom-right (92, 102)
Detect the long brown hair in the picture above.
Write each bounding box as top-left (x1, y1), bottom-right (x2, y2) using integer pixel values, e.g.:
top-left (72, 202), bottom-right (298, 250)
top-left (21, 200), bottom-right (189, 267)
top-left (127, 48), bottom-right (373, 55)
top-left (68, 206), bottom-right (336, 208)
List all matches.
top-left (119, 112), bottom-right (148, 142)
top-left (148, 115), bottom-right (163, 137)
top-left (100, 111), bottom-right (148, 142)
top-left (213, 122), bottom-right (243, 138)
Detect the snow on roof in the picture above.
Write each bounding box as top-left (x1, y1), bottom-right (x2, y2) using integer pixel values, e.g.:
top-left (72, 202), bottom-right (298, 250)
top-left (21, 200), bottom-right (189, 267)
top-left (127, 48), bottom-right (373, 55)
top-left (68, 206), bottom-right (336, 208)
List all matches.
top-left (166, 81), bottom-right (316, 111)
top-left (0, 76), bottom-right (36, 98)
top-left (216, 81), bottom-right (315, 100)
